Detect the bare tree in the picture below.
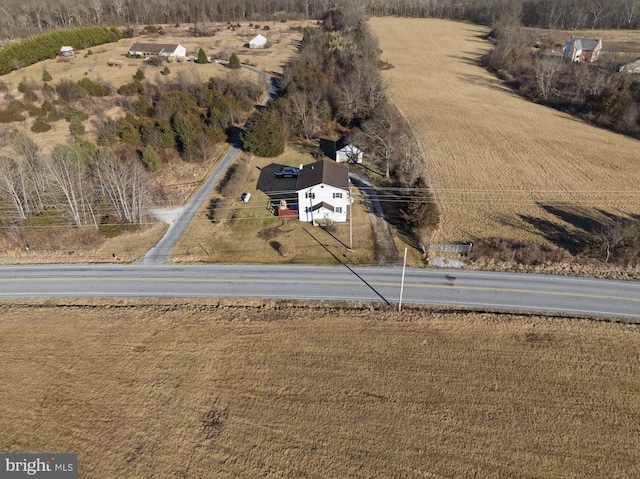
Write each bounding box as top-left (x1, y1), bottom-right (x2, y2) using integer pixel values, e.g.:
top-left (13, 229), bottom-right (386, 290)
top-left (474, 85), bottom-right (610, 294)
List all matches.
top-left (11, 131), bottom-right (45, 214)
top-left (361, 103), bottom-right (402, 178)
top-left (335, 73), bottom-right (365, 124)
top-left (588, 0), bottom-right (606, 29)
top-left (533, 56), bottom-right (560, 100)
top-left (396, 134), bottom-right (426, 184)
top-left (45, 144), bottom-right (96, 227)
top-left (0, 156), bottom-right (29, 221)
top-left (94, 150), bottom-right (147, 224)
top-left (288, 91), bottom-right (329, 139)
top-left (592, 218), bottom-right (633, 263)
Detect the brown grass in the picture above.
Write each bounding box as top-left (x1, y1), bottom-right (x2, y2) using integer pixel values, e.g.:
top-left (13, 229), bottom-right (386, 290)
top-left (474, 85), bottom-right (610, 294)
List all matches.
top-left (0, 23), bottom-right (311, 264)
top-left (369, 18), bottom-right (640, 249)
top-left (1, 299), bottom-right (639, 477)
top-left (0, 21), bottom-right (311, 159)
top-left (170, 147), bottom-right (380, 265)
top-left (0, 223), bottom-right (167, 264)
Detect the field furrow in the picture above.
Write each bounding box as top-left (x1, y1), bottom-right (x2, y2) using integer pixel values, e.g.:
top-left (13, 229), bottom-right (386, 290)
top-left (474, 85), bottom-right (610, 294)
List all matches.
top-left (370, 18), bottom-right (640, 245)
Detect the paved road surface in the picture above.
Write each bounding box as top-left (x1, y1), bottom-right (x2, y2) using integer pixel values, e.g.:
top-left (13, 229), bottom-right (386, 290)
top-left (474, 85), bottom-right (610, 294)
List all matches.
top-left (142, 65), bottom-right (277, 265)
top-left (2, 265), bottom-right (639, 320)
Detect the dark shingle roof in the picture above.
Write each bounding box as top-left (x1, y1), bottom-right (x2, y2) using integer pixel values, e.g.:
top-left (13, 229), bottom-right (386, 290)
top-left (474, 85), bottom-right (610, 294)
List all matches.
top-left (311, 201), bottom-right (335, 212)
top-left (129, 42), bottom-right (181, 54)
top-left (296, 159), bottom-right (349, 191)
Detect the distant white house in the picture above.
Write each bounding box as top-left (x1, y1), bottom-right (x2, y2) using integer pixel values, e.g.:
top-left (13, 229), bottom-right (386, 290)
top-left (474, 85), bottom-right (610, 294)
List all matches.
top-left (249, 34), bottom-right (267, 49)
top-left (562, 37), bottom-right (602, 63)
top-left (58, 46), bottom-right (74, 57)
top-left (296, 160), bottom-right (351, 223)
top-left (128, 42), bottom-right (186, 58)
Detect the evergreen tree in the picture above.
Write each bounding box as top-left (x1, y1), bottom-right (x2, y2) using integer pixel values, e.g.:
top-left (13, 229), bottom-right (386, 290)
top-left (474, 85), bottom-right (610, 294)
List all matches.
top-left (228, 53), bottom-right (241, 69)
top-left (172, 111), bottom-right (198, 160)
top-left (197, 48), bottom-right (209, 64)
top-left (133, 68), bottom-right (145, 81)
top-left (241, 110), bottom-right (285, 157)
top-left (42, 69), bottom-right (52, 82)
top-left (142, 145), bottom-right (160, 172)
top-left (400, 177), bottom-right (439, 229)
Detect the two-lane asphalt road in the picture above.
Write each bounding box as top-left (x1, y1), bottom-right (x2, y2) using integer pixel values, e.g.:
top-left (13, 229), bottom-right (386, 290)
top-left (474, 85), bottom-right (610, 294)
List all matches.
top-left (1, 264), bottom-right (639, 320)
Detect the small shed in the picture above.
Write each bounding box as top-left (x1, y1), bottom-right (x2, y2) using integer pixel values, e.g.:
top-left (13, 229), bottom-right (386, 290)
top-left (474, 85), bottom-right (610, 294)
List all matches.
top-left (336, 144), bottom-right (363, 164)
top-left (562, 37), bottom-right (602, 63)
top-left (320, 138), bottom-right (363, 164)
top-left (59, 46), bottom-right (74, 57)
top-left (249, 34), bottom-right (267, 49)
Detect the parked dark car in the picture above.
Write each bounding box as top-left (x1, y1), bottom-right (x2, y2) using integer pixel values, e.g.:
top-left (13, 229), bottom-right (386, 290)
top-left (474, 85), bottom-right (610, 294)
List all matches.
top-left (273, 167), bottom-right (300, 178)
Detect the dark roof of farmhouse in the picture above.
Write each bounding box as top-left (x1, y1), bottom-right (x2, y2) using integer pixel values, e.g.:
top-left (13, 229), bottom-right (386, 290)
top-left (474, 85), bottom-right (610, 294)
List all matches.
top-left (129, 42), bottom-right (181, 54)
top-left (296, 159), bottom-right (349, 191)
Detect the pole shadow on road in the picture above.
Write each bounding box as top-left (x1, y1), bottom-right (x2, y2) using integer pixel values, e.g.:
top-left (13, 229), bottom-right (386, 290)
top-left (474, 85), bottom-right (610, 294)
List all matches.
top-left (304, 228), bottom-right (390, 306)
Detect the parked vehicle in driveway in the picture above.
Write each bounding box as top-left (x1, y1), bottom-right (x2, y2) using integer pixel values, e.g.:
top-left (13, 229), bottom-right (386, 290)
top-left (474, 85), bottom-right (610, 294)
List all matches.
top-left (273, 167), bottom-right (299, 178)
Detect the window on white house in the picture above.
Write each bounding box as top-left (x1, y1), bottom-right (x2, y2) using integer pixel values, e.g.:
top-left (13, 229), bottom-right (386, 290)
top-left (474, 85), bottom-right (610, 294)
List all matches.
top-left (333, 192), bottom-right (343, 198)
top-left (305, 192), bottom-right (315, 199)
top-left (305, 207), bottom-right (310, 212)
top-left (336, 207), bottom-right (342, 213)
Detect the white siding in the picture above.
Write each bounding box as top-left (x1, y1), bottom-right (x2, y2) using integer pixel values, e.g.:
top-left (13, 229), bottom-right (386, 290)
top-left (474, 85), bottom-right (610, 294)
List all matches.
top-left (336, 145), bottom-right (363, 163)
top-left (173, 45), bottom-right (187, 58)
top-left (297, 184), bottom-right (350, 223)
top-left (249, 35), bottom-right (267, 49)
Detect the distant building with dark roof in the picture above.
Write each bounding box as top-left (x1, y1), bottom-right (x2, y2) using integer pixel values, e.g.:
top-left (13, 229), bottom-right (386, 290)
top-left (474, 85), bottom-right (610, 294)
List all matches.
top-left (128, 42), bottom-right (186, 58)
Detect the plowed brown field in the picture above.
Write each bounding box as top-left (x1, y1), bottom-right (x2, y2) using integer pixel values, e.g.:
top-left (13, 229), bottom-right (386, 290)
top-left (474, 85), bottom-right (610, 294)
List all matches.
top-left (1, 300), bottom-right (640, 477)
top-left (370, 18), bottom-right (640, 245)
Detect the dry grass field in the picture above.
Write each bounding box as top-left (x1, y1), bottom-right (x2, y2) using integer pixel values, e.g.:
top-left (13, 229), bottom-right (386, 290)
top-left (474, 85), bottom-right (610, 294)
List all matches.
top-left (0, 23), bottom-right (312, 264)
top-left (170, 146), bottom-right (397, 266)
top-left (369, 18), bottom-right (640, 249)
top-left (0, 21), bottom-right (310, 158)
top-left (1, 299), bottom-right (639, 478)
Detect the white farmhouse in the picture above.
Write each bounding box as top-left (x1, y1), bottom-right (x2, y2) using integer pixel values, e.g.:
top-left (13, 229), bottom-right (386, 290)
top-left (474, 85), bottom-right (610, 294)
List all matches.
top-left (249, 34), bottom-right (267, 49)
top-left (128, 42), bottom-right (187, 58)
top-left (296, 160), bottom-right (351, 223)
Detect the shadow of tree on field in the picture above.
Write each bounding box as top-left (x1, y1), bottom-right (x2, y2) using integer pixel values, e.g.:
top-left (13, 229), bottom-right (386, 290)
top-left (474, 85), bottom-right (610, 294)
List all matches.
top-left (518, 203), bottom-right (637, 258)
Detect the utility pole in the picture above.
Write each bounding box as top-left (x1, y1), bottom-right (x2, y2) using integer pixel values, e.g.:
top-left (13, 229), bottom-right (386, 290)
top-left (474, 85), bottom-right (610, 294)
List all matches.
top-left (398, 247), bottom-right (407, 312)
top-left (348, 181), bottom-right (353, 251)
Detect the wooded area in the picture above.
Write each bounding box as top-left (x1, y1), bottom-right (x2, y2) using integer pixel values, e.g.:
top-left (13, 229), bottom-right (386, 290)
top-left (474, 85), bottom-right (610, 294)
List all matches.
top-left (1, 0), bottom-right (639, 40)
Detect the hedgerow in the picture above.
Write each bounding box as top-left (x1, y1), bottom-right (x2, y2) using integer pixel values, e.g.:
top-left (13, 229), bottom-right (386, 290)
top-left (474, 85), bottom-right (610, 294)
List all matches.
top-left (0, 27), bottom-right (121, 75)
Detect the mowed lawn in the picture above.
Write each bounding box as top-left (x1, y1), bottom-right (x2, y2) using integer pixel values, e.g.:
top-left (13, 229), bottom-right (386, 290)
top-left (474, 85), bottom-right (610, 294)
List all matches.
top-left (370, 18), bottom-right (640, 245)
top-left (1, 301), bottom-right (639, 477)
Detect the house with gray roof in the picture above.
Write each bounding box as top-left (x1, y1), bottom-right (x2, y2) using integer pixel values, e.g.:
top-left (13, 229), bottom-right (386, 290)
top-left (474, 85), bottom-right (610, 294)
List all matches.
top-left (562, 37), bottom-right (602, 63)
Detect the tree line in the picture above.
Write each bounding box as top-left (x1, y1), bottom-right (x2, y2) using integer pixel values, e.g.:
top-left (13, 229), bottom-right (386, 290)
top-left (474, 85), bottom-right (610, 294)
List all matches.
top-left (248, 6), bottom-right (440, 250)
top-left (484, 18), bottom-right (640, 139)
top-left (1, 0), bottom-right (639, 41)
top-left (0, 26), bottom-right (121, 74)
top-left (0, 59), bottom-right (263, 231)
